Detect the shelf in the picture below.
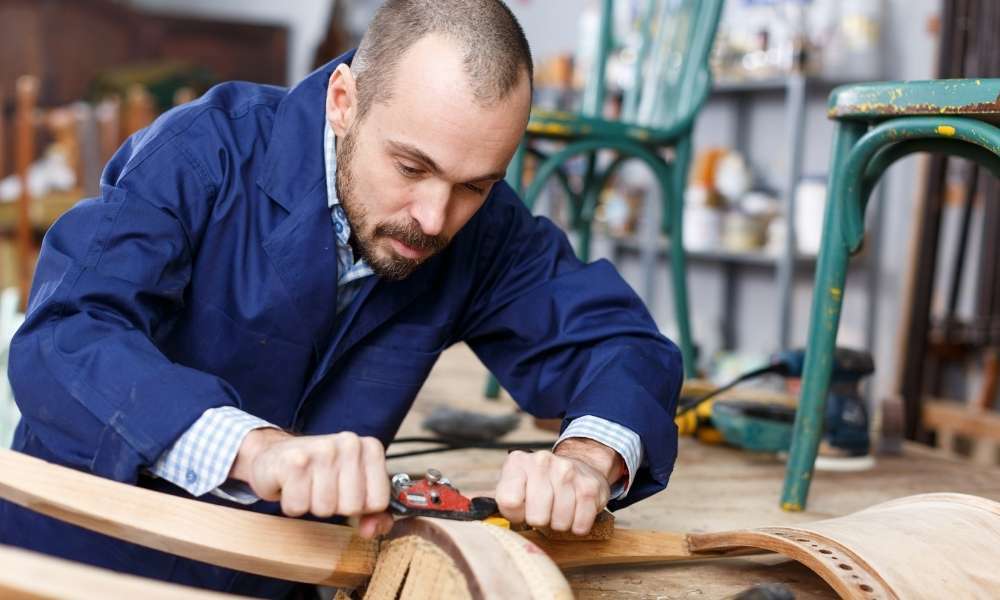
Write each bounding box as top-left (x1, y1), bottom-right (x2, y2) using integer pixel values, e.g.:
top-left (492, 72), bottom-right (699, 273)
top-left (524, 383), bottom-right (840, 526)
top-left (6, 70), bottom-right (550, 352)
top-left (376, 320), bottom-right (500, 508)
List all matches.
top-left (611, 238), bottom-right (818, 269)
top-left (712, 76), bottom-right (869, 96)
top-left (611, 237), bottom-right (873, 271)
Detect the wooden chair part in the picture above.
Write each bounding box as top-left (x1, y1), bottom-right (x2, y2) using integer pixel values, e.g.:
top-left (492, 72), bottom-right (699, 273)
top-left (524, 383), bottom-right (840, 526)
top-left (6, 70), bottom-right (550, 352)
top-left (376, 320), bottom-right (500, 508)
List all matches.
top-left (4, 447), bottom-right (999, 600)
top-left (124, 84), bottom-right (155, 136)
top-left (369, 517), bottom-right (572, 600)
top-left (96, 96), bottom-right (123, 165)
top-left (0, 447), bottom-right (572, 599)
top-left (14, 75), bottom-right (37, 311)
top-left (0, 90), bottom-right (5, 180)
top-left (922, 398), bottom-right (1000, 466)
top-left (0, 543), bottom-right (248, 599)
top-left (7, 75), bottom-right (89, 308)
top-left (0, 448), bottom-right (377, 588)
top-left (523, 528), bottom-right (708, 571)
top-left (688, 493), bottom-right (1000, 600)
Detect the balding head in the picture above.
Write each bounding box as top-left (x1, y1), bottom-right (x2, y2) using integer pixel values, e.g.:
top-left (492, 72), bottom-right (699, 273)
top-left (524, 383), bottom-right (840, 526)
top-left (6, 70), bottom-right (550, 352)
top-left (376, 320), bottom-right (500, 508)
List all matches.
top-left (351, 0), bottom-right (533, 121)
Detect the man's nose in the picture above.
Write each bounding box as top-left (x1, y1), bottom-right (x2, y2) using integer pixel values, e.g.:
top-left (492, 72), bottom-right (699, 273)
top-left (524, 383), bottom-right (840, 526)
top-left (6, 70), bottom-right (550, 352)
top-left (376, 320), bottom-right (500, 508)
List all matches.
top-left (409, 183), bottom-right (450, 237)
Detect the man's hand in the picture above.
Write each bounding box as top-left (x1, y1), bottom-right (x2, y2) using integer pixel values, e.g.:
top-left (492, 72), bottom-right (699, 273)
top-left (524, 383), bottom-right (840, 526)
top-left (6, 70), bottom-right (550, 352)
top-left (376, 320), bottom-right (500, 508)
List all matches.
top-left (495, 438), bottom-right (625, 535)
top-left (230, 429), bottom-right (393, 539)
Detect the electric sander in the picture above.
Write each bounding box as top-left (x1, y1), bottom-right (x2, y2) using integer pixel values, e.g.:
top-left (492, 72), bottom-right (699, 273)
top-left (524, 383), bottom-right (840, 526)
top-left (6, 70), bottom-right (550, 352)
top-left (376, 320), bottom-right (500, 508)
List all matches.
top-left (678, 347), bottom-right (874, 460)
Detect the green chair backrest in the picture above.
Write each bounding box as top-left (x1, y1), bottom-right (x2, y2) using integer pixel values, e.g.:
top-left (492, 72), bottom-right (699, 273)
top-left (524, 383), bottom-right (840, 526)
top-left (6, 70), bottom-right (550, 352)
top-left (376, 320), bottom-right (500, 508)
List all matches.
top-left (583, 0), bottom-right (724, 135)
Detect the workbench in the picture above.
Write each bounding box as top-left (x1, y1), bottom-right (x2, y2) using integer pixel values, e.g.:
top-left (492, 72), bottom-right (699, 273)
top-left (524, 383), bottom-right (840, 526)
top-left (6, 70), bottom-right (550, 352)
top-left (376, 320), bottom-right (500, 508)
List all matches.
top-left (387, 344), bottom-right (1000, 599)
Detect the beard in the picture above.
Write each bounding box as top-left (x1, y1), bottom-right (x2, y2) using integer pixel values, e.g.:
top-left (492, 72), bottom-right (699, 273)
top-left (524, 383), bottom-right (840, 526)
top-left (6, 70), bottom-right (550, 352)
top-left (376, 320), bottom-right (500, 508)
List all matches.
top-left (335, 128), bottom-right (450, 281)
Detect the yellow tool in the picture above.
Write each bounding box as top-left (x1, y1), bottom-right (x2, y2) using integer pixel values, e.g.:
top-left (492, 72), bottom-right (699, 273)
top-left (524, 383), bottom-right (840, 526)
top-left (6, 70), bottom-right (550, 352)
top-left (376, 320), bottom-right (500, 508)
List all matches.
top-left (675, 397), bottom-right (724, 443)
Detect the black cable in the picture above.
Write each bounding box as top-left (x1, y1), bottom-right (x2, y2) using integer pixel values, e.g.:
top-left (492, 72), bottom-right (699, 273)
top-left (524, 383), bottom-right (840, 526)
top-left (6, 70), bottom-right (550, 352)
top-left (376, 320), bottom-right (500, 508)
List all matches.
top-left (675, 361), bottom-right (789, 417)
top-left (386, 437), bottom-right (553, 460)
top-left (388, 359), bottom-right (791, 459)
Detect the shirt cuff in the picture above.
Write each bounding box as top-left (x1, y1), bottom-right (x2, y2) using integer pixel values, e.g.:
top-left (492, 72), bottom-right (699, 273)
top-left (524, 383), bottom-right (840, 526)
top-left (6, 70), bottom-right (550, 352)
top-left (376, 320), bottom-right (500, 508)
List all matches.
top-left (150, 406), bottom-right (278, 501)
top-left (554, 415), bottom-right (643, 500)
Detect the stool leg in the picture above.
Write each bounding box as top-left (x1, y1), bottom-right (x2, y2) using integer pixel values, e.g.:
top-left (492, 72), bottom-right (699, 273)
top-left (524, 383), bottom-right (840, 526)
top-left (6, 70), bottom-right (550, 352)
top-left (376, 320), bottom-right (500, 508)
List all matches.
top-left (781, 121), bottom-right (866, 510)
top-left (574, 153), bottom-right (600, 262)
top-left (667, 137), bottom-right (696, 378)
top-left (484, 374), bottom-right (501, 399)
top-left (577, 172), bottom-right (604, 264)
top-left (484, 142), bottom-right (529, 399)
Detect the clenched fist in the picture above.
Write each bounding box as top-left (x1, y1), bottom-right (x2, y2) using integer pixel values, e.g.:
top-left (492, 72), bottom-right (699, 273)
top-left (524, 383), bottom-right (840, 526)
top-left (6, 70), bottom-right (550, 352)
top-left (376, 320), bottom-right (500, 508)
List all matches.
top-left (495, 438), bottom-right (625, 535)
top-left (230, 429), bottom-right (393, 538)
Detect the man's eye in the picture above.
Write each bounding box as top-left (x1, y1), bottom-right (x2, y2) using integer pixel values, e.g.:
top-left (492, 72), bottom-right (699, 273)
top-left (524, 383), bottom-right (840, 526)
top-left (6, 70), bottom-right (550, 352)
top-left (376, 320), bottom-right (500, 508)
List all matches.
top-left (464, 183), bottom-right (486, 195)
top-left (396, 163), bottom-right (421, 178)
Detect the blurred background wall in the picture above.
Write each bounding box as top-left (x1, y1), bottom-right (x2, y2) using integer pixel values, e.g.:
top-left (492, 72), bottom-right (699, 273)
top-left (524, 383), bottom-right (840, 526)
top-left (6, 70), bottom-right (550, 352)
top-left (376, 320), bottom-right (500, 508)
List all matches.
top-left (0, 0), bottom-right (968, 447)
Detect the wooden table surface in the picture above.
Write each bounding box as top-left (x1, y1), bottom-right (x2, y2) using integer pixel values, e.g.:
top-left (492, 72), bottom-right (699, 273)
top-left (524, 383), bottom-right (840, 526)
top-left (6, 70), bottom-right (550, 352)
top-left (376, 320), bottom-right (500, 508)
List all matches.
top-left (386, 344), bottom-right (1000, 599)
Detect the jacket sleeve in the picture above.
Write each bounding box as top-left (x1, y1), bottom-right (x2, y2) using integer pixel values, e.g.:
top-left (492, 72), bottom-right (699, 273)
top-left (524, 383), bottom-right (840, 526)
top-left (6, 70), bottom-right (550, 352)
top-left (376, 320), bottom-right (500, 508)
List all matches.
top-left (8, 127), bottom-right (241, 483)
top-left (458, 185), bottom-right (683, 509)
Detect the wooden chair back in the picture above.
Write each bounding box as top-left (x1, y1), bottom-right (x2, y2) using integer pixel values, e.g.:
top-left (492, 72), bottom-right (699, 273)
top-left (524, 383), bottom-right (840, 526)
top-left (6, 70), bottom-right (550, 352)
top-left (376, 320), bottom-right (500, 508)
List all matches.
top-left (583, 0), bottom-right (724, 133)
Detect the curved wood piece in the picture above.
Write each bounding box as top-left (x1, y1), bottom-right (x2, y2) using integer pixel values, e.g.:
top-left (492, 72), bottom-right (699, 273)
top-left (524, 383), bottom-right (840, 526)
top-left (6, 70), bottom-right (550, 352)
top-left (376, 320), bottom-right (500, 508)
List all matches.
top-left (0, 449), bottom-right (377, 587)
top-left (0, 543), bottom-right (247, 599)
top-left (688, 493), bottom-right (1000, 600)
top-left (521, 528), bottom-right (711, 570)
top-left (371, 518), bottom-right (573, 600)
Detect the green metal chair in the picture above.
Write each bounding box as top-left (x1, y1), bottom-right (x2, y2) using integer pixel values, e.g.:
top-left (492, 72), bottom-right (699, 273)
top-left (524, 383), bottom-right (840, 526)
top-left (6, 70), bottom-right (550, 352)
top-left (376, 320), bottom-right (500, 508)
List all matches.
top-left (782, 79), bottom-right (1000, 510)
top-left (484, 0), bottom-right (724, 398)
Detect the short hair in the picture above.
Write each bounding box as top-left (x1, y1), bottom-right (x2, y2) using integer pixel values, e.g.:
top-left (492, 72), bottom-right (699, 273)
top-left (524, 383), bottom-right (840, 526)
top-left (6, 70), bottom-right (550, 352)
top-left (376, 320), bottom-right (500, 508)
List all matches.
top-left (351, 0), bottom-right (533, 121)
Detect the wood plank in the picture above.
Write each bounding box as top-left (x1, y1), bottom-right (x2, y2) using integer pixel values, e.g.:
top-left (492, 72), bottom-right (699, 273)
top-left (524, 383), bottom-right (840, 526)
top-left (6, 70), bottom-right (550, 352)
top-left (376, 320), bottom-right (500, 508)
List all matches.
top-left (521, 529), bottom-right (709, 570)
top-left (0, 448), bottom-right (377, 587)
top-left (0, 543), bottom-right (247, 599)
top-left (923, 398), bottom-right (1000, 442)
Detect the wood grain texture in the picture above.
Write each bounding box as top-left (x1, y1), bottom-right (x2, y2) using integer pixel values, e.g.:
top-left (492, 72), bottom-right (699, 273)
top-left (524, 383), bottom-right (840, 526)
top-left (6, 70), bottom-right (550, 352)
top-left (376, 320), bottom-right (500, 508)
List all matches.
top-left (364, 535), bottom-right (471, 600)
top-left (534, 508), bottom-right (616, 541)
top-left (924, 398), bottom-right (1000, 442)
top-left (689, 493), bottom-right (1000, 600)
top-left (521, 528), bottom-right (701, 570)
top-left (0, 449), bottom-right (377, 587)
top-left (0, 543), bottom-right (247, 599)
top-left (384, 518), bottom-right (573, 600)
top-left (522, 527), bottom-right (767, 571)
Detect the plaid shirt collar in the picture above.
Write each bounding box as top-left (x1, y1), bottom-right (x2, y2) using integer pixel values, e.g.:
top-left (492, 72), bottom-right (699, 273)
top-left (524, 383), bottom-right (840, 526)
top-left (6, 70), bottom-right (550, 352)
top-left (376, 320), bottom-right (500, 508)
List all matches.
top-left (324, 122), bottom-right (375, 286)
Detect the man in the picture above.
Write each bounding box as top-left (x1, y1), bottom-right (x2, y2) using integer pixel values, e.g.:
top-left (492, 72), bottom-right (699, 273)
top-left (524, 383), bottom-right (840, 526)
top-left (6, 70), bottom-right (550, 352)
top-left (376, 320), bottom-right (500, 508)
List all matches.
top-left (0, 0), bottom-right (682, 596)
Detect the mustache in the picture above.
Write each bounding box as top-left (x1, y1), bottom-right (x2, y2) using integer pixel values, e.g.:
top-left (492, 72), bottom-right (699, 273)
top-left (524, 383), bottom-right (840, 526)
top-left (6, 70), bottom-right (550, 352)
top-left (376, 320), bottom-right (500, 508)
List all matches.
top-left (375, 220), bottom-right (449, 253)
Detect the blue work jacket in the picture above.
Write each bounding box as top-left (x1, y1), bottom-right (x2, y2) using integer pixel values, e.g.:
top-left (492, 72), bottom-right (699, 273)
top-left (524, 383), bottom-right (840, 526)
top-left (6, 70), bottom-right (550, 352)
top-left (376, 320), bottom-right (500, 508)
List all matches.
top-left (0, 51), bottom-right (682, 597)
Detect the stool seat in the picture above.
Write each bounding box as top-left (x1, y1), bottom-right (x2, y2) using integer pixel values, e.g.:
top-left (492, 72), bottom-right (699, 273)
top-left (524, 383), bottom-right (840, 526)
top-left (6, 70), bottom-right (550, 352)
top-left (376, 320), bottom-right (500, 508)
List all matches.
top-left (828, 79), bottom-right (1000, 122)
top-left (527, 109), bottom-right (671, 145)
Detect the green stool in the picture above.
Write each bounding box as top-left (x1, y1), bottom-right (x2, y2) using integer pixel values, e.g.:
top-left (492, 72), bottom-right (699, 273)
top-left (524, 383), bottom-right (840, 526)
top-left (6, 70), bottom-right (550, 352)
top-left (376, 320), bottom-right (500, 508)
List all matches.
top-left (782, 79), bottom-right (1000, 510)
top-left (484, 0), bottom-right (724, 398)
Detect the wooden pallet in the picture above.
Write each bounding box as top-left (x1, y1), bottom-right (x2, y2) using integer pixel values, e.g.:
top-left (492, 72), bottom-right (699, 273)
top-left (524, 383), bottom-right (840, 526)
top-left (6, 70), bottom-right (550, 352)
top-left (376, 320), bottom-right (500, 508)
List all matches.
top-left (922, 398), bottom-right (1000, 466)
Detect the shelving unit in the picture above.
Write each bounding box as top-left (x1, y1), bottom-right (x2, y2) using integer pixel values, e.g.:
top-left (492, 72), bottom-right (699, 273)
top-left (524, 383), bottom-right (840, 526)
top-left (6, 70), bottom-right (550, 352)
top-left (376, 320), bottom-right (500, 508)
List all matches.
top-left (605, 73), bottom-right (883, 360)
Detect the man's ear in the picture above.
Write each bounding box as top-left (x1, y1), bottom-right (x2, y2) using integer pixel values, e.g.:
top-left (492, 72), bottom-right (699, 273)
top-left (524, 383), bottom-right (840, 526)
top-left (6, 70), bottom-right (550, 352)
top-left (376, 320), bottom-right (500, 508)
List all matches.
top-left (326, 64), bottom-right (357, 136)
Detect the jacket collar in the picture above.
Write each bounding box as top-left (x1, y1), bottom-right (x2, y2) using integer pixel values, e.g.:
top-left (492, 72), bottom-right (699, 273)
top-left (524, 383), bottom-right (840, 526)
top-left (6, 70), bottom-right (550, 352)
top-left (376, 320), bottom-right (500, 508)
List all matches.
top-left (257, 49), bottom-right (356, 212)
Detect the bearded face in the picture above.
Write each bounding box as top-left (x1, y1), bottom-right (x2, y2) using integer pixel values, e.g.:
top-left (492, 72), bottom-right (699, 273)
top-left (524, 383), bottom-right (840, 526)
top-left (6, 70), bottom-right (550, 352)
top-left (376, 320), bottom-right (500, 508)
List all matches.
top-left (324, 35), bottom-right (532, 283)
top-left (335, 127), bottom-right (449, 281)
